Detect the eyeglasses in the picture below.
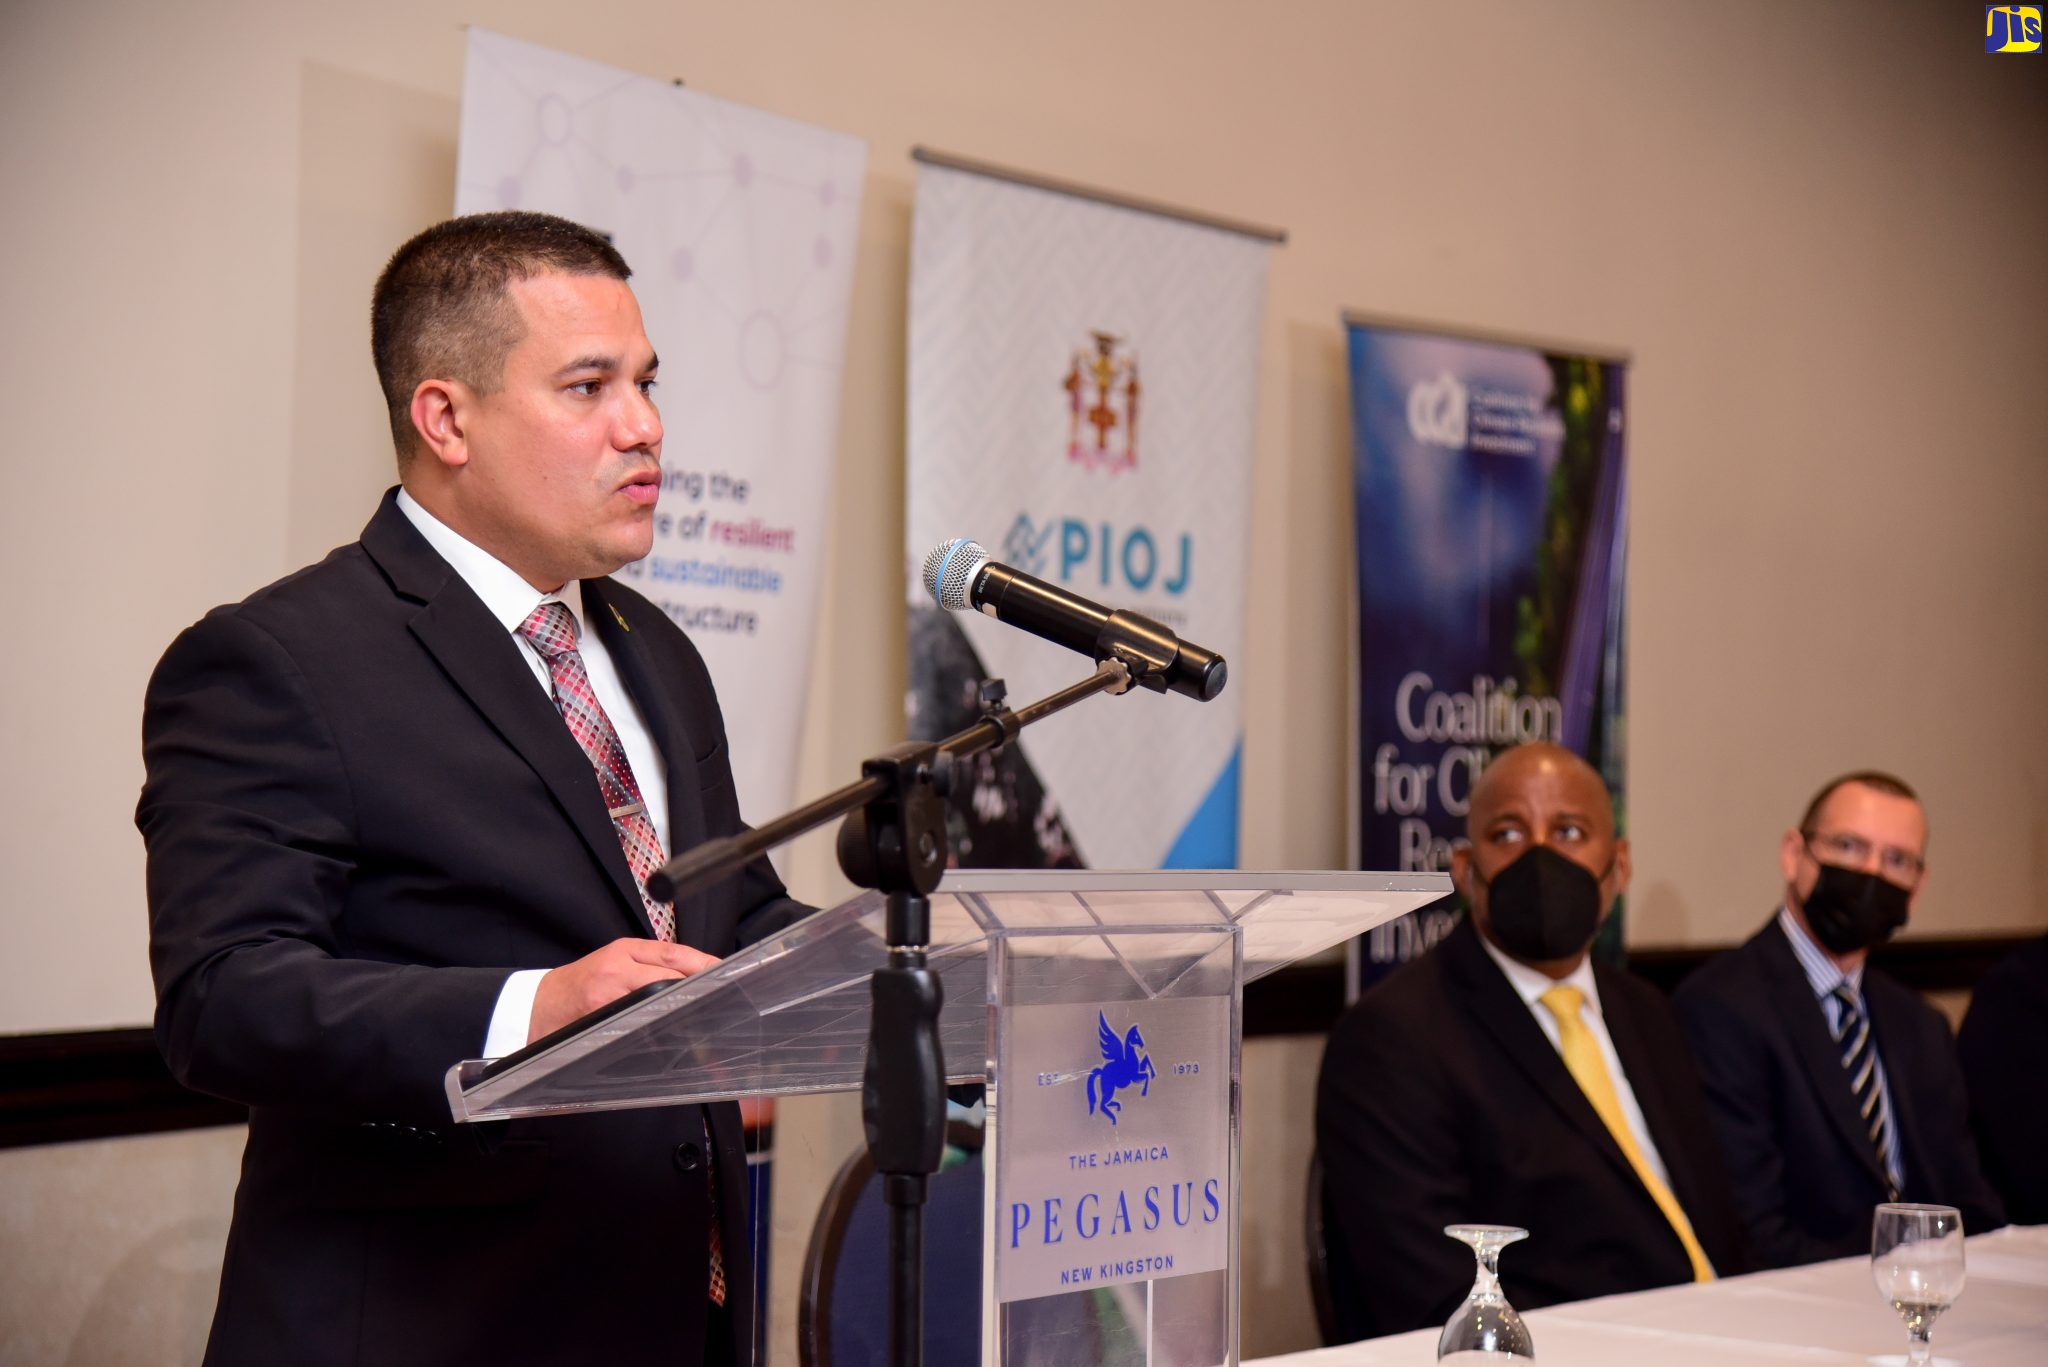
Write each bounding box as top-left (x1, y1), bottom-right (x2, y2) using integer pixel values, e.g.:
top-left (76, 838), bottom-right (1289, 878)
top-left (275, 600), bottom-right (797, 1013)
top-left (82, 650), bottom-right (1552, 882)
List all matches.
top-left (1803, 830), bottom-right (1925, 885)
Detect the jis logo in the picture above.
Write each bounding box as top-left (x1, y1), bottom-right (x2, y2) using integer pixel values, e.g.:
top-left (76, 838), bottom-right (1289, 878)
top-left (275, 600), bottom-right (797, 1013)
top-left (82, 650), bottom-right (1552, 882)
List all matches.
top-left (1086, 1011), bottom-right (1158, 1125)
top-left (1986, 6), bottom-right (2042, 52)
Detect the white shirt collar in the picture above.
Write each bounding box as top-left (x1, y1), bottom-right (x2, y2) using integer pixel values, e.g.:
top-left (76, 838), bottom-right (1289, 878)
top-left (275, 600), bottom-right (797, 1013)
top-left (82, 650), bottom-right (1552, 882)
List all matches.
top-left (1477, 925), bottom-right (1605, 1019)
top-left (395, 487), bottom-right (586, 638)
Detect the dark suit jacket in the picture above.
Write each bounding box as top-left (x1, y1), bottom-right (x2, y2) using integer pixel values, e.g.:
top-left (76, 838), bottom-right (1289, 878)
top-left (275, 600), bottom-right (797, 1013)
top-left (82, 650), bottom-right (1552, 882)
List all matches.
top-left (1954, 934), bottom-right (2048, 1224)
top-left (138, 491), bottom-right (806, 1367)
top-left (1315, 918), bottom-right (1747, 1341)
top-left (1673, 917), bottom-right (2006, 1270)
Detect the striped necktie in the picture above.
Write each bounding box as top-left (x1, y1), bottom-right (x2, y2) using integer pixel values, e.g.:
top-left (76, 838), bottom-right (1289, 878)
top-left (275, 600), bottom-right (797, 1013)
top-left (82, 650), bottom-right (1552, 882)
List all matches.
top-left (1831, 984), bottom-right (1900, 1200)
top-left (1539, 985), bottom-right (1714, 1282)
top-left (516, 602), bottom-right (674, 941)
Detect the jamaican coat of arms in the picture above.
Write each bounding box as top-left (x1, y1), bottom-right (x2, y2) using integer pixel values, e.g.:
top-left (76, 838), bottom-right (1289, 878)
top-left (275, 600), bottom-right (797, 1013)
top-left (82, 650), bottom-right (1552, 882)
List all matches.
top-left (1063, 331), bottom-right (1140, 474)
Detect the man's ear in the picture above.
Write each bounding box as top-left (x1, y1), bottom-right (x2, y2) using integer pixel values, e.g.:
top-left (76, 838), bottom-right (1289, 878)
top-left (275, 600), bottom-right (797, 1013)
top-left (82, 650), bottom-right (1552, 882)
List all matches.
top-left (1449, 841), bottom-right (1473, 902)
top-left (409, 378), bottom-right (470, 469)
top-left (1777, 828), bottom-right (1804, 888)
top-left (1609, 835), bottom-right (1632, 900)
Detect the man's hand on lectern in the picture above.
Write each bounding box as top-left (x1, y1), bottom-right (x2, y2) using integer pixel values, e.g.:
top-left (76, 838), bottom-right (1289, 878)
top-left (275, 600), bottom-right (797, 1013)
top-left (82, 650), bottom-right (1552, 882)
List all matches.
top-left (527, 938), bottom-right (721, 1044)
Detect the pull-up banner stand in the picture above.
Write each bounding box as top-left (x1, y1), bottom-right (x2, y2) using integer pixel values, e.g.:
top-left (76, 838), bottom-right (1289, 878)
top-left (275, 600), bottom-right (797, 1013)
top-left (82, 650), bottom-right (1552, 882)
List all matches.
top-left (905, 148), bottom-right (1281, 873)
top-left (456, 28), bottom-right (867, 826)
top-left (1344, 313), bottom-right (1630, 990)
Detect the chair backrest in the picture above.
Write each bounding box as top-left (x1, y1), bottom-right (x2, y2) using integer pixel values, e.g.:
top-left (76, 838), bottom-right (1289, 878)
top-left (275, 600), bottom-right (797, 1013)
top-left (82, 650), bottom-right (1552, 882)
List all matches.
top-left (799, 1121), bottom-right (985, 1367)
top-left (1305, 1149), bottom-right (1338, 1346)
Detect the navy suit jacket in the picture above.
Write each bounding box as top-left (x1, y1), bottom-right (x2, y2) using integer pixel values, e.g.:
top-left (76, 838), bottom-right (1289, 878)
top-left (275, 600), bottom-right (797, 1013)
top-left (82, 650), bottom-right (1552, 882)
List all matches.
top-left (1673, 918), bottom-right (2005, 1269)
top-left (1316, 917), bottom-right (1748, 1341)
top-left (1955, 933), bottom-right (2048, 1225)
top-left (139, 491), bottom-right (806, 1367)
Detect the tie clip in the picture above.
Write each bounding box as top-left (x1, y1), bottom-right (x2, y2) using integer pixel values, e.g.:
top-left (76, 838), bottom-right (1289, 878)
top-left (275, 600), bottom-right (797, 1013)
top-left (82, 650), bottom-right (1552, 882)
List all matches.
top-left (608, 801), bottom-right (646, 820)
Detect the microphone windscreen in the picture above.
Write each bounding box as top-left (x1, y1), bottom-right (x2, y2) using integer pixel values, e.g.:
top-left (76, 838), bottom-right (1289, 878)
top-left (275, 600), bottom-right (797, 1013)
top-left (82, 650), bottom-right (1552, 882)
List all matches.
top-left (920, 538), bottom-right (992, 611)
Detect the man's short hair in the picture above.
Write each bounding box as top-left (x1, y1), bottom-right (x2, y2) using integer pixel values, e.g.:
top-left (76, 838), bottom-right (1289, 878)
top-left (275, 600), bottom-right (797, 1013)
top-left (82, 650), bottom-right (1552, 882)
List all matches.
top-left (371, 211), bottom-right (632, 459)
top-left (1798, 770), bottom-right (1921, 834)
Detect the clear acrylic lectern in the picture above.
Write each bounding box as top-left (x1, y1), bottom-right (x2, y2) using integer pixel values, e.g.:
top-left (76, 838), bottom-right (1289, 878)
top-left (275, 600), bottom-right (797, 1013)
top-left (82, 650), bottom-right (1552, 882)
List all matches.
top-left (447, 869), bottom-right (1450, 1366)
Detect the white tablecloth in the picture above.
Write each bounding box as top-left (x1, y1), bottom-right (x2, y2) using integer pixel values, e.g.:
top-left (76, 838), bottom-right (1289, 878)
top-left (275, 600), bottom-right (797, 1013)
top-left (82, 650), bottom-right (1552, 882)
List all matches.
top-left (1252, 1224), bottom-right (2048, 1367)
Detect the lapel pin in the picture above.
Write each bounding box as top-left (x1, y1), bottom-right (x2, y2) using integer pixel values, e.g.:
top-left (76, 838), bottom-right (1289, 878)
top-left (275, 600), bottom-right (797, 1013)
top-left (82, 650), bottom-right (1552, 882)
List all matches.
top-left (609, 603), bottom-right (631, 632)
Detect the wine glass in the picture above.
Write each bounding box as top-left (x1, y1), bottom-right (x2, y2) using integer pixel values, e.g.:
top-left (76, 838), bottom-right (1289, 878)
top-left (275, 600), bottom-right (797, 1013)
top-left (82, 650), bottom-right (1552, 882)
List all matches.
top-left (1871, 1203), bottom-right (1965, 1367)
top-left (1438, 1224), bottom-right (1535, 1360)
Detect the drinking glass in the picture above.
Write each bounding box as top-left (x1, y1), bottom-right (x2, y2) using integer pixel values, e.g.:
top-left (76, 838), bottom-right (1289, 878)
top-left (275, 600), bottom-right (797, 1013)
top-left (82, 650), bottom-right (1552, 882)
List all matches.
top-left (1871, 1202), bottom-right (1965, 1367)
top-left (1437, 1224), bottom-right (1535, 1360)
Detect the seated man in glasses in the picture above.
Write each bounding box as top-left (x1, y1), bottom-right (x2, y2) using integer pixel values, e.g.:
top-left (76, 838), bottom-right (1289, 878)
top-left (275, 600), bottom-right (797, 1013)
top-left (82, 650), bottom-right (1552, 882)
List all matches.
top-left (1674, 772), bottom-right (2005, 1269)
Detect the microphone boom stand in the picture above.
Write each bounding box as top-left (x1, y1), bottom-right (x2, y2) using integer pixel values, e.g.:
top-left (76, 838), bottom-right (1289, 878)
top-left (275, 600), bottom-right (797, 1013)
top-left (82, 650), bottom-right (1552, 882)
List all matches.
top-left (646, 657), bottom-right (1138, 1367)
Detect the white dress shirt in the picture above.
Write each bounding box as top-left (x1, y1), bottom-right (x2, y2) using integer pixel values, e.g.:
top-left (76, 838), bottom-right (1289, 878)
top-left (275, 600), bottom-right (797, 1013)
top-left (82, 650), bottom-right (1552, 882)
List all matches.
top-left (1476, 932), bottom-right (1677, 1192)
top-left (395, 490), bottom-right (670, 1059)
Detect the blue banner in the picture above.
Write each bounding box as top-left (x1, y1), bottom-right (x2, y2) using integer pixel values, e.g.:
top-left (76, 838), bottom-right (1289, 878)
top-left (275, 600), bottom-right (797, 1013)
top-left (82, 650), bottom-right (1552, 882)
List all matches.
top-left (1347, 320), bottom-right (1628, 980)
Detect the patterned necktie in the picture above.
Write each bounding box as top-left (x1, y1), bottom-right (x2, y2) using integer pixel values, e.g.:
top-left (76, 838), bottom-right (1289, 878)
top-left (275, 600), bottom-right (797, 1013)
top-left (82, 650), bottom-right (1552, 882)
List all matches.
top-left (516, 602), bottom-right (675, 941)
top-left (1538, 985), bottom-right (1715, 1282)
top-left (516, 601), bottom-right (726, 1306)
top-left (1831, 984), bottom-right (1901, 1200)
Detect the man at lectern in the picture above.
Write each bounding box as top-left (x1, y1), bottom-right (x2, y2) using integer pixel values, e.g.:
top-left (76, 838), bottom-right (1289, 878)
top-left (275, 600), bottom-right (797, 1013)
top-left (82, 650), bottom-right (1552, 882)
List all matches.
top-left (138, 212), bottom-right (805, 1367)
top-left (1316, 743), bottom-right (1746, 1339)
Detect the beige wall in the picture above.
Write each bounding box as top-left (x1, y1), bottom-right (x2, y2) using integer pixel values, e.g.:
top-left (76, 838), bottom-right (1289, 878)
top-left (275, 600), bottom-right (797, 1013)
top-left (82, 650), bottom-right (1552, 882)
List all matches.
top-left (4, 0), bottom-right (2045, 1029)
top-left (4, 0), bottom-right (2044, 1037)
top-left (2, 0), bottom-right (2045, 1361)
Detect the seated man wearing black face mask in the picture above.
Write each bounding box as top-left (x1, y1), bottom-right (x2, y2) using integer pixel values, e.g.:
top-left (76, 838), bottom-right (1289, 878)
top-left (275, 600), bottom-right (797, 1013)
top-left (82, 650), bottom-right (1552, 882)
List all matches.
top-left (1315, 743), bottom-right (1748, 1340)
top-left (1673, 772), bottom-right (2005, 1269)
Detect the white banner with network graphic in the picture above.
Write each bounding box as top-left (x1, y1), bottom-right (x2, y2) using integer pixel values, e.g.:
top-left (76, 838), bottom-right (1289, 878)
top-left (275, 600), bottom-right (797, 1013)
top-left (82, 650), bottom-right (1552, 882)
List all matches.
top-left (905, 162), bottom-right (1273, 869)
top-left (456, 29), bottom-right (865, 822)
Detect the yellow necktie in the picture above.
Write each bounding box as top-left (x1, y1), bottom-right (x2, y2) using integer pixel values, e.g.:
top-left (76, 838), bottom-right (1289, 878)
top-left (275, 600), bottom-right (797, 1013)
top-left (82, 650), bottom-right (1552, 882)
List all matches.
top-left (1538, 985), bottom-right (1714, 1282)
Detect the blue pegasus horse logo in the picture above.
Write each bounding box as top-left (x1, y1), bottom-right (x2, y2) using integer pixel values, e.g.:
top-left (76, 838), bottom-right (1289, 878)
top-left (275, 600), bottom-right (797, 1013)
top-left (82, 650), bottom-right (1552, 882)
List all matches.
top-left (1086, 1011), bottom-right (1156, 1126)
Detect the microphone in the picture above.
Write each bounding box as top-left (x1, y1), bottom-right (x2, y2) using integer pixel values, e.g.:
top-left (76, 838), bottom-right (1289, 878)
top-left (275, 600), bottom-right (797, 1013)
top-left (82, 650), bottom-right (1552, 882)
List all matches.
top-left (920, 539), bottom-right (1227, 702)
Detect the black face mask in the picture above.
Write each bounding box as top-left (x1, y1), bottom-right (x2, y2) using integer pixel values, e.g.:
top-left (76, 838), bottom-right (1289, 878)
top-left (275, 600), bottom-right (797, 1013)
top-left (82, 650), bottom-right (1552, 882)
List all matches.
top-left (1478, 844), bottom-right (1609, 963)
top-left (1799, 862), bottom-right (1910, 954)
